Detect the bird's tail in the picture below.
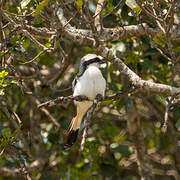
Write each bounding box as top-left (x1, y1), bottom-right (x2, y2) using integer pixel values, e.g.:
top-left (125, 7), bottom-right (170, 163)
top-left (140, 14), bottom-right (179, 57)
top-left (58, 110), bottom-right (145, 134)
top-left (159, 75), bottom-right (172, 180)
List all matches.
top-left (64, 101), bottom-right (92, 148)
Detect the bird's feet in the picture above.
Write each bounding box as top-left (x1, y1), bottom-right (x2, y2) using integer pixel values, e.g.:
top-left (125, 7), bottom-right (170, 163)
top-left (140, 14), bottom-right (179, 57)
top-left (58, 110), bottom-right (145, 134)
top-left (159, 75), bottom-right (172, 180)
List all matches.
top-left (95, 94), bottom-right (103, 101)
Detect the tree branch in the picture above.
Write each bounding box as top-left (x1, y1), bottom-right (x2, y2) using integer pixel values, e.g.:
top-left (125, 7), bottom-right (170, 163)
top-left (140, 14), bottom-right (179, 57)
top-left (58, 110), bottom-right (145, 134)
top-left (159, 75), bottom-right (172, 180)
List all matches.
top-left (38, 87), bottom-right (137, 108)
top-left (94, 0), bottom-right (106, 33)
top-left (96, 45), bottom-right (180, 95)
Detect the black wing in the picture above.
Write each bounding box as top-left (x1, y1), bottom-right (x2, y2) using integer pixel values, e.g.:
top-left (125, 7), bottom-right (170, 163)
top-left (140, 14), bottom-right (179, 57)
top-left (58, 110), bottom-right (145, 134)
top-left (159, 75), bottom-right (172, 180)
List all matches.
top-left (72, 76), bottom-right (78, 91)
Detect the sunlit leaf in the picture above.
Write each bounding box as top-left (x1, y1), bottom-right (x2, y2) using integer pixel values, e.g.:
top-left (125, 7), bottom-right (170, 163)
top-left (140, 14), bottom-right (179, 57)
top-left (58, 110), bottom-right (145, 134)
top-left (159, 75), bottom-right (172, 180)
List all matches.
top-left (0, 71), bottom-right (8, 78)
top-left (76, 161), bottom-right (84, 168)
top-left (0, 89), bottom-right (4, 96)
top-left (133, 6), bottom-right (141, 14)
top-left (21, 0), bottom-right (31, 9)
top-left (101, 100), bottom-right (113, 106)
top-left (76, 0), bottom-right (83, 9)
top-left (33, 0), bottom-right (50, 16)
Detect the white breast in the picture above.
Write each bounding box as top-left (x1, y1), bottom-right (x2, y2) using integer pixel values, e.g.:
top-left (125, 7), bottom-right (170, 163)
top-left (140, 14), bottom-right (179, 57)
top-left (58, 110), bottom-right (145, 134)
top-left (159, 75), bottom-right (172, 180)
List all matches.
top-left (73, 66), bottom-right (106, 100)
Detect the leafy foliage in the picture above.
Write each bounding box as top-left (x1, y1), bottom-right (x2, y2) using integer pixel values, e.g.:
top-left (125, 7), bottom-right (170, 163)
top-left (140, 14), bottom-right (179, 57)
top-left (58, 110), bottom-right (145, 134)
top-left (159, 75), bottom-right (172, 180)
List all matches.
top-left (0, 0), bottom-right (179, 179)
top-left (0, 71), bottom-right (17, 96)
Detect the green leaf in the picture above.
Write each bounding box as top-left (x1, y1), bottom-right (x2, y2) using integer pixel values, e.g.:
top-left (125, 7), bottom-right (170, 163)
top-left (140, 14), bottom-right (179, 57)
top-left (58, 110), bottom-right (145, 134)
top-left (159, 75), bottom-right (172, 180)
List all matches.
top-left (148, 139), bottom-right (155, 148)
top-left (75, 161), bottom-right (84, 168)
top-left (133, 6), bottom-right (142, 14)
top-left (0, 71), bottom-right (8, 78)
top-left (101, 100), bottom-right (113, 106)
top-left (10, 80), bottom-right (18, 84)
top-left (153, 36), bottom-right (166, 47)
top-left (76, 0), bottom-right (83, 9)
top-left (174, 46), bottom-right (180, 53)
top-left (33, 0), bottom-right (51, 16)
top-left (1, 128), bottom-right (11, 138)
top-left (114, 99), bottom-right (124, 110)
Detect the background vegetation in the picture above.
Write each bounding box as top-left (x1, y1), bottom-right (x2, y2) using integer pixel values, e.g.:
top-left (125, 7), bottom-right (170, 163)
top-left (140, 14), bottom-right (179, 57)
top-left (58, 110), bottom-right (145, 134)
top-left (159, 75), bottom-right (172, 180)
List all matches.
top-left (0, 0), bottom-right (180, 179)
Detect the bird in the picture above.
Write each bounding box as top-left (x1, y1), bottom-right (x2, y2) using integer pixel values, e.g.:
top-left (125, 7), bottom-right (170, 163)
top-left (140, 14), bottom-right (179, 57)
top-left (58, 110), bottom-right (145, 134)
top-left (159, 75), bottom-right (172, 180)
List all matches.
top-left (65, 54), bottom-right (106, 148)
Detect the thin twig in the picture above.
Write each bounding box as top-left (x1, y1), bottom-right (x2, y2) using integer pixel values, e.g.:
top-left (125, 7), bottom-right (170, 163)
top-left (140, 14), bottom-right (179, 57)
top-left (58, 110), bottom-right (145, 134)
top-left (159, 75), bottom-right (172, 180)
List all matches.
top-left (20, 49), bottom-right (47, 65)
top-left (2, 9), bottom-right (34, 17)
top-left (38, 95), bottom-right (89, 108)
top-left (155, 46), bottom-right (172, 61)
top-left (103, 0), bottom-right (123, 18)
top-left (135, 1), bottom-right (163, 22)
top-left (63, 12), bottom-right (77, 28)
top-left (35, 99), bottom-right (60, 129)
top-left (162, 91), bottom-right (180, 132)
top-left (22, 29), bottom-right (48, 50)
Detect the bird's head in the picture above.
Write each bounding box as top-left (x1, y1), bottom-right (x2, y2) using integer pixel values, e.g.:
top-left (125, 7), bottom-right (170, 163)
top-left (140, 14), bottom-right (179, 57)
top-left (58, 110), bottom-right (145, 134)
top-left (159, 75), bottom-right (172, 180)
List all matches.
top-left (80, 54), bottom-right (106, 69)
top-left (77, 54), bottom-right (106, 78)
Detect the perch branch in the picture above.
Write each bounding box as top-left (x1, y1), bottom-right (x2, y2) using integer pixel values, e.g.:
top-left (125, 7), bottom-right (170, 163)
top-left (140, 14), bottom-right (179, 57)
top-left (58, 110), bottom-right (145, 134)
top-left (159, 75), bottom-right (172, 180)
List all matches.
top-left (38, 87), bottom-right (137, 108)
top-left (80, 95), bottom-right (103, 153)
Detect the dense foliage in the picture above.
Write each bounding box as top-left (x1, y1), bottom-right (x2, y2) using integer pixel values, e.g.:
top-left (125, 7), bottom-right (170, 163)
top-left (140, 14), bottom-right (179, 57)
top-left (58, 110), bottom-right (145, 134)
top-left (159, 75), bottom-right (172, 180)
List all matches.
top-left (0, 0), bottom-right (180, 179)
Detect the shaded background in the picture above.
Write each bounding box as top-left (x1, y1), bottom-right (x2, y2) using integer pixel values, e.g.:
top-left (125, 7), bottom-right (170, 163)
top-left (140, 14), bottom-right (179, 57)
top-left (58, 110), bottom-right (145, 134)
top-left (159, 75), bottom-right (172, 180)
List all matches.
top-left (0, 0), bottom-right (180, 179)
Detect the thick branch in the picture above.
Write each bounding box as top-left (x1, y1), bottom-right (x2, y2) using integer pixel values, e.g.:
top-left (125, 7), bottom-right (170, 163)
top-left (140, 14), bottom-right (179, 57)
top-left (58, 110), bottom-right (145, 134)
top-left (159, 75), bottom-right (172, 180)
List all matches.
top-left (96, 46), bottom-right (180, 95)
top-left (103, 24), bottom-right (161, 41)
top-left (56, 9), bottom-right (180, 95)
top-left (94, 0), bottom-right (106, 33)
